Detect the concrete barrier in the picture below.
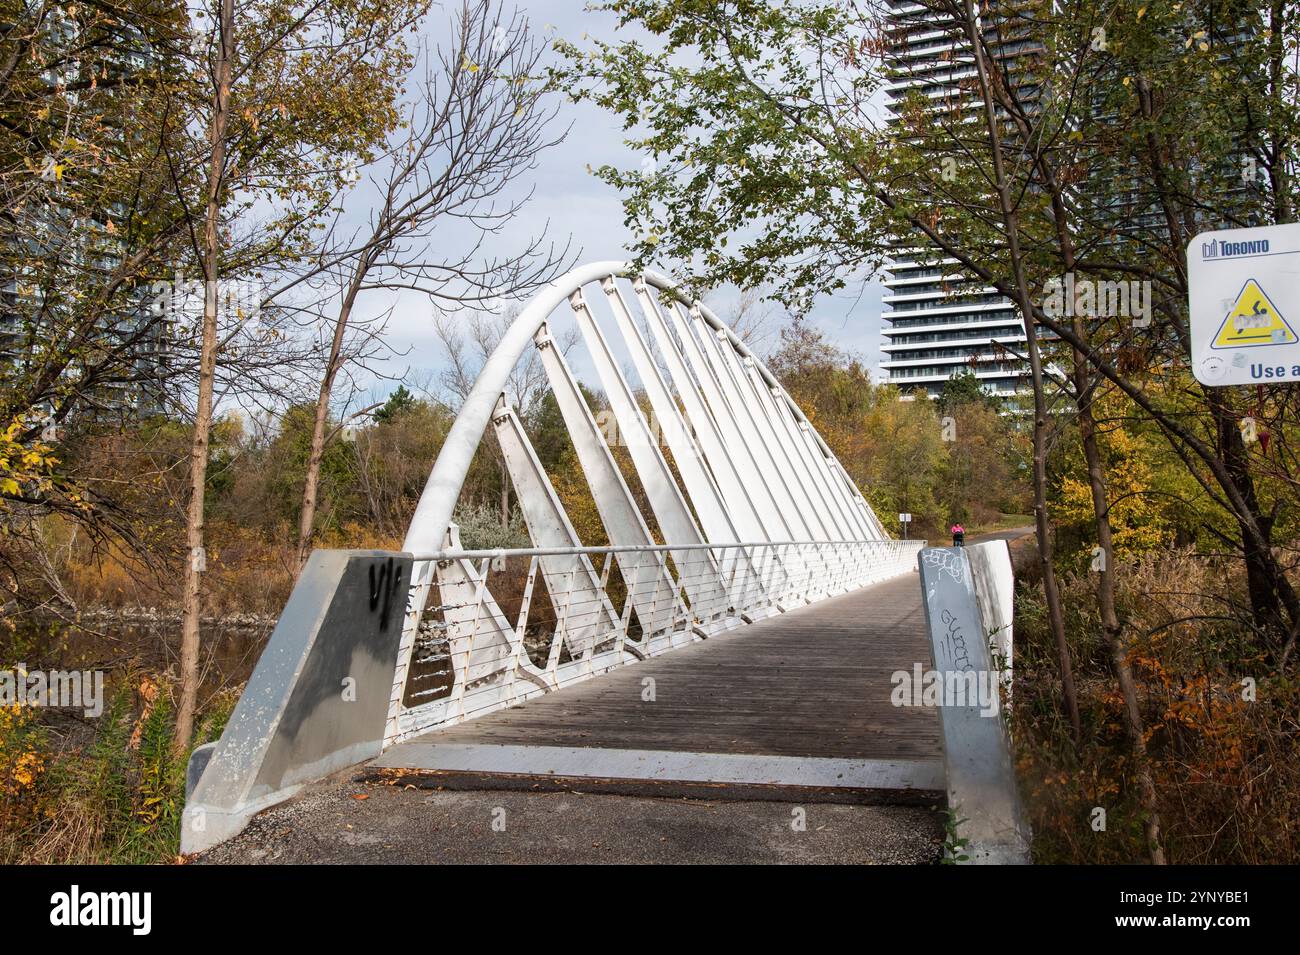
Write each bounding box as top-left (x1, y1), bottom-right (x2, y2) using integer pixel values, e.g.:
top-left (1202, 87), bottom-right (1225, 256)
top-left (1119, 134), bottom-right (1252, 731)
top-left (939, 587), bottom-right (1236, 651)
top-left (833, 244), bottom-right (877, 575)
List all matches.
top-left (917, 540), bottom-right (1031, 864)
top-left (181, 550), bottom-right (411, 855)
top-left (967, 539), bottom-right (1015, 694)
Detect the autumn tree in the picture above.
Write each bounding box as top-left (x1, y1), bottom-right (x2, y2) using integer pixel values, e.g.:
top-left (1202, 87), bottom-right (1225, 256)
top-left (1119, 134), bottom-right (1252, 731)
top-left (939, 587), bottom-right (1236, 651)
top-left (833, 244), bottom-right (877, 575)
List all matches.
top-left (173, 0), bottom-right (427, 752)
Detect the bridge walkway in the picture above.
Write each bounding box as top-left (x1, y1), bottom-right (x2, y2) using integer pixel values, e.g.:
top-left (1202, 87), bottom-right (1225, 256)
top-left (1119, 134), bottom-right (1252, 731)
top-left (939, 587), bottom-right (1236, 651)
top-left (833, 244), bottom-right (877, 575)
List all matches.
top-left (199, 567), bottom-right (954, 864)
top-left (374, 570), bottom-right (944, 799)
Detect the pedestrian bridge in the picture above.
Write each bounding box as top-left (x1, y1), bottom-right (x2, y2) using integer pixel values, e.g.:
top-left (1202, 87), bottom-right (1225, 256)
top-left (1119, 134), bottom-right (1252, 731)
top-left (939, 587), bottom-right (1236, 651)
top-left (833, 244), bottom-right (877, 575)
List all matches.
top-left (387, 261), bottom-right (920, 745)
top-left (181, 263), bottom-right (1025, 860)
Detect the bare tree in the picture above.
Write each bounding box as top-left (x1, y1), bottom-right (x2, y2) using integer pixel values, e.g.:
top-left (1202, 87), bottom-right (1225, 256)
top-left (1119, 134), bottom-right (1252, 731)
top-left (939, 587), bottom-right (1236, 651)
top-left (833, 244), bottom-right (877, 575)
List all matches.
top-left (176, 0), bottom-right (236, 755)
top-left (723, 287), bottom-right (778, 353)
top-left (293, 0), bottom-right (572, 570)
top-left (174, 0), bottom-right (426, 753)
top-left (956, 0), bottom-right (1080, 744)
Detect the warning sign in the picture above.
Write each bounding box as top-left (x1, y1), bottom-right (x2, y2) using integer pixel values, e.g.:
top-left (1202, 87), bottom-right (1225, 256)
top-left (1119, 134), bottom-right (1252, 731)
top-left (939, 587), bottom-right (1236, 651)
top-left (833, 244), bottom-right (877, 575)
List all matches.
top-left (1211, 279), bottom-right (1297, 348)
top-left (1188, 223), bottom-right (1300, 385)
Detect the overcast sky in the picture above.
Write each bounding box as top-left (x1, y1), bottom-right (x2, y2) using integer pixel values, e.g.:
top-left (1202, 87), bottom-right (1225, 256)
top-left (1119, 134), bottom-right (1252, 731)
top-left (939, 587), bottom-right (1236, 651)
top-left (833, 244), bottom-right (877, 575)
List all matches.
top-left (348, 0), bottom-right (887, 406)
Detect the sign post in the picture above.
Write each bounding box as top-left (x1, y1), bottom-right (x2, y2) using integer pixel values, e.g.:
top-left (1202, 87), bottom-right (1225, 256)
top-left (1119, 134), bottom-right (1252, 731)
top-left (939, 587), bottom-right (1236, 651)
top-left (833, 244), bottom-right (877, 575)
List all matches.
top-left (1188, 222), bottom-right (1300, 386)
top-left (898, 512), bottom-right (912, 540)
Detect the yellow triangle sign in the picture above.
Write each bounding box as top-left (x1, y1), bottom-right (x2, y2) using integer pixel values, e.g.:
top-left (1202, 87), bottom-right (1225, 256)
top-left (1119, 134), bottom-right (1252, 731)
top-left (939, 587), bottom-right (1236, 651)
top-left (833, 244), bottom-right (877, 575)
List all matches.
top-left (1212, 279), bottom-right (1298, 348)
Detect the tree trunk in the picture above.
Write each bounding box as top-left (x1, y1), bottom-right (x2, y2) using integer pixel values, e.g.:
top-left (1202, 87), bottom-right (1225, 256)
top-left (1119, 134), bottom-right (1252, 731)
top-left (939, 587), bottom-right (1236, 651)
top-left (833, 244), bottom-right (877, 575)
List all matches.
top-left (175, 0), bottom-right (235, 757)
top-left (963, 5), bottom-right (1081, 743)
top-left (1072, 322), bottom-right (1166, 862)
top-left (1040, 163), bottom-right (1167, 863)
top-left (1210, 392), bottom-right (1282, 636)
top-left (296, 278), bottom-right (362, 573)
top-left (965, 10), bottom-right (1165, 859)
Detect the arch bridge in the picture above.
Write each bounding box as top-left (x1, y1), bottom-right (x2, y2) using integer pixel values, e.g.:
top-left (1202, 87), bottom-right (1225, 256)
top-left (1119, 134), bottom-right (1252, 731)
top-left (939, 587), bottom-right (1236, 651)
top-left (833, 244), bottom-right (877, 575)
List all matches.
top-left (181, 262), bottom-right (1012, 858)
top-left (386, 261), bottom-right (921, 743)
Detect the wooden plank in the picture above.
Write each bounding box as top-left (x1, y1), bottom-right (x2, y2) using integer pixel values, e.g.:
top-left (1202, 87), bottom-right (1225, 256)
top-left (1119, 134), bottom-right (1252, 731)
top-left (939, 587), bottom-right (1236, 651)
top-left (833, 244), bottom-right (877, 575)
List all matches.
top-left (386, 572), bottom-right (941, 765)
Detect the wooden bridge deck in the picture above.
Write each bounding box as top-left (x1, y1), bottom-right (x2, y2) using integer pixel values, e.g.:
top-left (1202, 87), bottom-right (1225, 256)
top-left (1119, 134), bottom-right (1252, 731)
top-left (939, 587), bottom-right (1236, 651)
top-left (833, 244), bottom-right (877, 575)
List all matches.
top-left (376, 570), bottom-right (944, 799)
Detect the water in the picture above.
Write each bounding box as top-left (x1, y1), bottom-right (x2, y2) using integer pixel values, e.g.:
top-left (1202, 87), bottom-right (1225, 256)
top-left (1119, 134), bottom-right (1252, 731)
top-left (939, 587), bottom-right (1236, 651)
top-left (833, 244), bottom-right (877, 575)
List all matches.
top-left (1, 612), bottom-right (274, 699)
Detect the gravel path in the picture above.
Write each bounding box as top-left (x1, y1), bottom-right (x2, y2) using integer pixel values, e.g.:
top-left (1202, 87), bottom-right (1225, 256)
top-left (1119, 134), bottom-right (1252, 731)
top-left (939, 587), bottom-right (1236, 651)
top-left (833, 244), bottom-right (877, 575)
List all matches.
top-left (197, 772), bottom-right (945, 865)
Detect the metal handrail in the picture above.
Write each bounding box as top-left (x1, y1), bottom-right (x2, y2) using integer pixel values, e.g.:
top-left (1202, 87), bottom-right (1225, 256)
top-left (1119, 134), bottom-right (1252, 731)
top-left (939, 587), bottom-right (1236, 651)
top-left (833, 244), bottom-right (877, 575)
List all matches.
top-left (385, 538), bottom-right (928, 743)
top-left (410, 539), bottom-right (926, 562)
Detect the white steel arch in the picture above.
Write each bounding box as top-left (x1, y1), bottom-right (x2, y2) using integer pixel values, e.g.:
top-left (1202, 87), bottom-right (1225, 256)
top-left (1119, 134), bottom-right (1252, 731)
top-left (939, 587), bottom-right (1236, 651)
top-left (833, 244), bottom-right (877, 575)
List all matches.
top-left (385, 262), bottom-right (920, 744)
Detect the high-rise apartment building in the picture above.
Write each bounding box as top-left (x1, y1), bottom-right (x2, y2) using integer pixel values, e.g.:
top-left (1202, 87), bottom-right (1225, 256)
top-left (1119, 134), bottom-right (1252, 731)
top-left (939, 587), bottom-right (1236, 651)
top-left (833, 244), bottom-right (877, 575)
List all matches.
top-left (0, 7), bottom-right (173, 419)
top-left (879, 0), bottom-right (1031, 398)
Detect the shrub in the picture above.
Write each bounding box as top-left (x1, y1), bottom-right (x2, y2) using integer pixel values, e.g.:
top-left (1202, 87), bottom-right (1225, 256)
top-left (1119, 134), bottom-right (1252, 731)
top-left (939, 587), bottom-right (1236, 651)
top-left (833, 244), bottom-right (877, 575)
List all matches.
top-left (1012, 549), bottom-right (1300, 863)
top-left (0, 674), bottom-right (235, 864)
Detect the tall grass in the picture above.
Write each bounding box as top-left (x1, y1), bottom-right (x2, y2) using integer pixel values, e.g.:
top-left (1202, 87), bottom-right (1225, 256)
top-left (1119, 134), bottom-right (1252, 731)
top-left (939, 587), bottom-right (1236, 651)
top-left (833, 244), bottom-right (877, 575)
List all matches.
top-left (0, 675), bottom-right (236, 864)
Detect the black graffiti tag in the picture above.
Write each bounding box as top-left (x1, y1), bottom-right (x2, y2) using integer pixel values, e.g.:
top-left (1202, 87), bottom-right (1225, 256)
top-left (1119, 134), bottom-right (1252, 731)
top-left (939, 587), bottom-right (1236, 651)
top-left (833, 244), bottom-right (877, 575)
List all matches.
top-left (369, 557), bottom-right (404, 632)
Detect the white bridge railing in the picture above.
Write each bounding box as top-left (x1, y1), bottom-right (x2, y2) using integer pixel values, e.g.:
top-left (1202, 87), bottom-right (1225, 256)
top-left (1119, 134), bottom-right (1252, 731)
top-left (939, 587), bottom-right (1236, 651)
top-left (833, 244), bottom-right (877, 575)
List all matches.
top-left (387, 537), bottom-right (924, 742)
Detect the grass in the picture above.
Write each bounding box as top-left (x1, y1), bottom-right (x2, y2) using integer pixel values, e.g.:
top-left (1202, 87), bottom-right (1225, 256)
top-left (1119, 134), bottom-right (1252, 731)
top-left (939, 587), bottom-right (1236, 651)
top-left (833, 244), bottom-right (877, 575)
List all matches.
top-left (979, 513), bottom-right (1035, 533)
top-left (0, 674), bottom-right (236, 864)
